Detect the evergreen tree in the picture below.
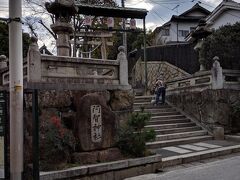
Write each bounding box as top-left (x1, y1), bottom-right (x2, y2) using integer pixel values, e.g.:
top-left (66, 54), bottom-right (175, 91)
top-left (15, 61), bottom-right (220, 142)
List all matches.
top-left (201, 22), bottom-right (240, 70)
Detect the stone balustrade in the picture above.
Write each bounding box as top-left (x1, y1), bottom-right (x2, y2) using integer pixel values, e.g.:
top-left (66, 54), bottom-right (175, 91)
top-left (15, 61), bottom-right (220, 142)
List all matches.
top-left (166, 69), bottom-right (240, 95)
top-left (166, 57), bottom-right (240, 94)
top-left (0, 38), bottom-right (130, 91)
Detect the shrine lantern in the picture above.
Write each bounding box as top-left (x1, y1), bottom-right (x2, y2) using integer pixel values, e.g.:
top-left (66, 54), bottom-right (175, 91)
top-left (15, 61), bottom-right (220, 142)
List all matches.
top-left (107, 17), bottom-right (114, 30)
top-left (84, 16), bottom-right (92, 27)
top-left (130, 18), bottom-right (136, 30)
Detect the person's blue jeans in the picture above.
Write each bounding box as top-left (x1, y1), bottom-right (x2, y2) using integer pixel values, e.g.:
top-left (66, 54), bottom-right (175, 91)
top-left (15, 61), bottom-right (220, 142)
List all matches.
top-left (155, 87), bottom-right (166, 104)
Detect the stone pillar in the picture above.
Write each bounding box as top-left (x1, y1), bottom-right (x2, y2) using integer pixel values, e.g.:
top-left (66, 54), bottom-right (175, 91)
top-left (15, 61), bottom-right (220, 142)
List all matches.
top-left (27, 36), bottom-right (41, 82)
top-left (211, 56), bottom-right (223, 89)
top-left (0, 55), bottom-right (8, 69)
top-left (117, 46), bottom-right (128, 85)
top-left (51, 22), bottom-right (73, 56)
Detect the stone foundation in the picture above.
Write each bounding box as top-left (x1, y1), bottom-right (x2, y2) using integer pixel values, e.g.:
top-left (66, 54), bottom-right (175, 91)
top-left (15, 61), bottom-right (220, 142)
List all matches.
top-left (24, 89), bottom-right (134, 169)
top-left (167, 89), bottom-right (240, 133)
top-left (40, 155), bottom-right (162, 180)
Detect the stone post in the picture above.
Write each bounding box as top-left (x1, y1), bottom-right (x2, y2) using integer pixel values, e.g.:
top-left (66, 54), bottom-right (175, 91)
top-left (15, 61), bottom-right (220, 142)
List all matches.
top-left (27, 36), bottom-right (41, 82)
top-left (213, 126), bottom-right (224, 140)
top-left (0, 55), bottom-right (8, 69)
top-left (117, 46), bottom-right (128, 85)
top-left (211, 56), bottom-right (223, 89)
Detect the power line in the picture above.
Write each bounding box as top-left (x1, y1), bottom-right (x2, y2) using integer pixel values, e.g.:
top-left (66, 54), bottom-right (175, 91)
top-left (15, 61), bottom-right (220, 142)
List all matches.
top-left (198, 1), bottom-right (240, 19)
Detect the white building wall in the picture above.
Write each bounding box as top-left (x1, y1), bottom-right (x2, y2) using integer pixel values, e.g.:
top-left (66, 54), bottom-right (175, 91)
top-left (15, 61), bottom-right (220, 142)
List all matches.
top-left (169, 22), bottom-right (200, 42)
top-left (208, 10), bottom-right (240, 30)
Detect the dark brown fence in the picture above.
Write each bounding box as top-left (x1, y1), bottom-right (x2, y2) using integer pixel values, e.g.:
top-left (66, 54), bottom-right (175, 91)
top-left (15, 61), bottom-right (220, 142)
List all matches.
top-left (128, 43), bottom-right (199, 74)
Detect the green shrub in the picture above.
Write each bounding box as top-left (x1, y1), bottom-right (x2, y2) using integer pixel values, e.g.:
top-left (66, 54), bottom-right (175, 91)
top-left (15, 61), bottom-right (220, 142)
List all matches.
top-left (117, 108), bottom-right (156, 157)
top-left (200, 22), bottom-right (240, 70)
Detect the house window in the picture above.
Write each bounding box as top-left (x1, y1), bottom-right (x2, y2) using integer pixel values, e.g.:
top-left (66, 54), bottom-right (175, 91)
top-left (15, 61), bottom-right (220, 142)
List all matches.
top-left (178, 30), bottom-right (189, 37)
top-left (162, 29), bottom-right (170, 36)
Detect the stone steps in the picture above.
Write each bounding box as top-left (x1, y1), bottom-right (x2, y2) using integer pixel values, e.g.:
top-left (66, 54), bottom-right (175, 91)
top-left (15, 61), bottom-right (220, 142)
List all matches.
top-left (151, 115), bottom-right (186, 120)
top-left (133, 103), bottom-right (171, 109)
top-left (154, 126), bottom-right (202, 135)
top-left (134, 108), bottom-right (176, 113)
top-left (155, 130), bottom-right (208, 141)
top-left (133, 95), bottom-right (213, 150)
top-left (147, 118), bottom-right (191, 125)
top-left (146, 136), bottom-right (213, 149)
top-left (145, 122), bottom-right (196, 130)
top-left (142, 111), bottom-right (181, 116)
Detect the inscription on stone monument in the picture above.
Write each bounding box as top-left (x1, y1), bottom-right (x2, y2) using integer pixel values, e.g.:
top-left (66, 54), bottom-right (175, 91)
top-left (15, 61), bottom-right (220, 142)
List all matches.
top-left (91, 105), bottom-right (102, 143)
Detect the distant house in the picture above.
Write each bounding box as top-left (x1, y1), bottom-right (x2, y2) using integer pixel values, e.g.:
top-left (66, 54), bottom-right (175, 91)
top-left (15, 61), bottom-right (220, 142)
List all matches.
top-left (153, 3), bottom-right (210, 45)
top-left (204, 0), bottom-right (240, 30)
top-left (186, 0), bottom-right (240, 42)
top-left (39, 45), bottom-right (53, 55)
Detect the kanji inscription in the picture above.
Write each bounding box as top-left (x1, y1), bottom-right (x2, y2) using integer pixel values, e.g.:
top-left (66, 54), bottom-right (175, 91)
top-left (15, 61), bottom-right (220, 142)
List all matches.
top-left (91, 105), bottom-right (102, 143)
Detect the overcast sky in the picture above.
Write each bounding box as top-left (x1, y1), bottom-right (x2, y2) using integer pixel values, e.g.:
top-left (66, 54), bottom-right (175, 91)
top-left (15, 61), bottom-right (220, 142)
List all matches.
top-left (0, 0), bottom-right (239, 50)
top-left (0, 0), bottom-right (234, 29)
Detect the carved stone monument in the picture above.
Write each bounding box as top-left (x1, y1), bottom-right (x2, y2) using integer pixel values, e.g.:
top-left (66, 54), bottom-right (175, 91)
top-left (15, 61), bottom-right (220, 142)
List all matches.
top-left (74, 92), bottom-right (116, 151)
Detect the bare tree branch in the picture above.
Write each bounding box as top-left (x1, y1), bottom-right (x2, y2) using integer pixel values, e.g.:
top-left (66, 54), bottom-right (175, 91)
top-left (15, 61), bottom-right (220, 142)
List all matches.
top-left (39, 20), bottom-right (57, 40)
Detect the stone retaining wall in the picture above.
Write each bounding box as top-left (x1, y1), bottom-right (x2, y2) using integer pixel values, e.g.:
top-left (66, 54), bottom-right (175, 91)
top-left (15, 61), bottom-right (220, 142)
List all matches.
top-left (132, 61), bottom-right (189, 92)
top-left (167, 89), bottom-right (240, 133)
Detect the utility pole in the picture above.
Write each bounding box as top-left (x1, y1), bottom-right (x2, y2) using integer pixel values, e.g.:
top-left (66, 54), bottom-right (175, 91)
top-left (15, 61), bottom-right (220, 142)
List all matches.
top-left (143, 17), bottom-right (148, 94)
top-left (121, 0), bottom-right (127, 53)
top-left (9, 0), bottom-right (24, 179)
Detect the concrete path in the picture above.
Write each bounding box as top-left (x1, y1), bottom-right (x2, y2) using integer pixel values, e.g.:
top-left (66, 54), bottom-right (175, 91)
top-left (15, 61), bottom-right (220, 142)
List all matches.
top-left (126, 155), bottom-right (240, 180)
top-left (152, 140), bottom-right (239, 158)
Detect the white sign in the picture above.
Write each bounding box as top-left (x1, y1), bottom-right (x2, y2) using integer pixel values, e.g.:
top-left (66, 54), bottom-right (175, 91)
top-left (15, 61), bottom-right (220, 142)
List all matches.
top-left (91, 105), bottom-right (102, 143)
top-left (84, 16), bottom-right (92, 27)
top-left (107, 17), bottom-right (114, 29)
top-left (130, 18), bottom-right (136, 30)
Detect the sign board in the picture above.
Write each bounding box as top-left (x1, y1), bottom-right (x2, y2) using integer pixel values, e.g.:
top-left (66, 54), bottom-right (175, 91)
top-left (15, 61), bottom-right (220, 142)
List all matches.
top-left (107, 17), bottom-right (114, 29)
top-left (91, 105), bottom-right (102, 143)
top-left (84, 16), bottom-right (92, 27)
top-left (130, 18), bottom-right (136, 30)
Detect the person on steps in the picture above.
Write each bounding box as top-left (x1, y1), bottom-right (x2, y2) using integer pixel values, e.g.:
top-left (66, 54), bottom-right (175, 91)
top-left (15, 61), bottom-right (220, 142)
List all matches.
top-left (155, 79), bottom-right (166, 105)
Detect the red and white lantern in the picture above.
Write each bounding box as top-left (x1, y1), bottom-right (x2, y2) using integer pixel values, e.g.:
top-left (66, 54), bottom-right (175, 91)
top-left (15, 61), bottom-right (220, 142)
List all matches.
top-left (130, 18), bottom-right (136, 30)
top-left (84, 16), bottom-right (92, 27)
top-left (107, 17), bottom-right (114, 29)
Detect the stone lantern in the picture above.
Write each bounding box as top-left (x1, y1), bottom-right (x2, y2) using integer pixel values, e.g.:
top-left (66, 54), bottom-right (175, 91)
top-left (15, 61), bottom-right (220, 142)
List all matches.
top-left (192, 20), bottom-right (212, 71)
top-left (45, 0), bottom-right (78, 56)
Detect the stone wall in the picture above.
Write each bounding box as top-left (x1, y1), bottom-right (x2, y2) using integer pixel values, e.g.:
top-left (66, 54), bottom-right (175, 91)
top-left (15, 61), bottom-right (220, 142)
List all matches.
top-left (132, 61), bottom-right (189, 92)
top-left (24, 89), bottom-right (134, 169)
top-left (167, 89), bottom-right (240, 133)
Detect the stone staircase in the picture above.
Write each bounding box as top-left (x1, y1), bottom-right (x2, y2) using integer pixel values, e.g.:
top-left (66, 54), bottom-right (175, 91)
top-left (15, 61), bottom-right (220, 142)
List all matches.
top-left (133, 96), bottom-right (213, 150)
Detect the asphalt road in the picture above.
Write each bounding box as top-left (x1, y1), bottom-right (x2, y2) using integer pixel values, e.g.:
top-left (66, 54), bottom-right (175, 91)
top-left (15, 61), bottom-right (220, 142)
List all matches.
top-left (126, 155), bottom-right (240, 180)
